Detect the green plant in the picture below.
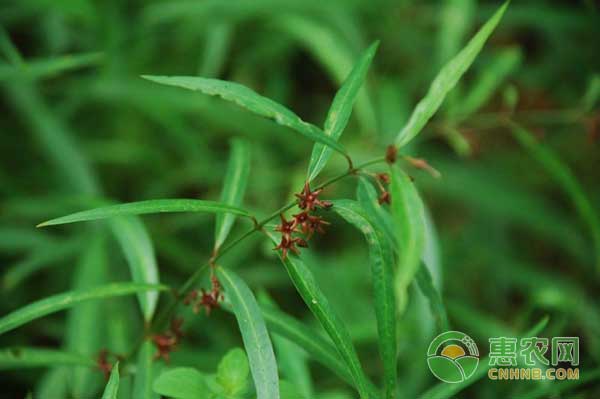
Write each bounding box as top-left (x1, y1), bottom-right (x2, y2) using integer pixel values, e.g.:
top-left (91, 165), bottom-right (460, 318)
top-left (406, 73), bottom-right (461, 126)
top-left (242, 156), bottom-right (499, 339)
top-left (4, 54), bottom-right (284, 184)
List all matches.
top-left (2, 0), bottom-right (599, 398)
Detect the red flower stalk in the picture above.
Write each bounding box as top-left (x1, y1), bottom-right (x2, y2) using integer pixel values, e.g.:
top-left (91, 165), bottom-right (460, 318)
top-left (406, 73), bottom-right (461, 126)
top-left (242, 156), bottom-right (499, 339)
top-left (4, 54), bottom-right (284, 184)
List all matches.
top-left (295, 182), bottom-right (332, 211)
top-left (96, 349), bottom-right (113, 380)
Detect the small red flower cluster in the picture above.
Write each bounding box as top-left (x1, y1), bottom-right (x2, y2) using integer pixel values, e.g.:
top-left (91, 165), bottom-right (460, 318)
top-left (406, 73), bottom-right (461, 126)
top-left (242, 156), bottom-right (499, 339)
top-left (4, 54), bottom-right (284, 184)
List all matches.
top-left (151, 317), bottom-right (185, 362)
top-left (274, 182), bottom-right (331, 259)
top-left (183, 274), bottom-right (223, 315)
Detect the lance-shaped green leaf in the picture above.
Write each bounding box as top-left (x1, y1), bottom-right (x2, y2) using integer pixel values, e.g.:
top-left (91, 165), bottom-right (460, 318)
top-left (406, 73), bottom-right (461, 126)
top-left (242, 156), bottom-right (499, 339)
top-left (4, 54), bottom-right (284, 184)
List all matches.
top-left (110, 217), bottom-right (159, 322)
top-left (332, 200), bottom-right (397, 399)
top-left (0, 52), bottom-right (102, 82)
top-left (509, 122), bottom-right (600, 272)
top-left (307, 41), bottom-right (379, 182)
top-left (266, 231), bottom-right (370, 399)
top-left (257, 304), bottom-right (354, 387)
top-left (0, 283), bottom-right (167, 335)
top-left (141, 75), bottom-right (347, 156)
top-left (216, 267), bottom-right (279, 399)
top-left (132, 340), bottom-right (161, 399)
top-left (0, 347), bottom-right (96, 370)
top-left (101, 362), bottom-right (120, 399)
top-left (390, 166), bottom-right (426, 313)
top-left (421, 316), bottom-right (549, 399)
top-left (395, 1), bottom-right (509, 147)
top-left (415, 263), bottom-right (449, 333)
top-left (356, 178), bottom-right (396, 248)
top-left (214, 138), bottom-right (251, 251)
top-left (37, 199), bottom-right (251, 227)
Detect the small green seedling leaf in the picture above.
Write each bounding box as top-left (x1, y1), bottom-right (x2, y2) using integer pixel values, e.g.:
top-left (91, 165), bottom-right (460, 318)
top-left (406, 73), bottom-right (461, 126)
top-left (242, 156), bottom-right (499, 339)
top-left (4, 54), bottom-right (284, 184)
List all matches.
top-left (214, 138), bottom-right (251, 251)
top-left (153, 368), bottom-right (212, 399)
top-left (101, 362), bottom-right (119, 399)
top-left (142, 75), bottom-right (347, 156)
top-left (395, 1), bottom-right (509, 147)
top-left (332, 200), bottom-right (397, 399)
top-left (0, 283), bottom-right (167, 335)
top-left (307, 41), bottom-right (379, 182)
top-left (390, 166), bottom-right (426, 313)
top-left (216, 267), bottom-right (279, 399)
top-left (216, 347), bottom-right (249, 396)
top-left (37, 199), bottom-right (251, 227)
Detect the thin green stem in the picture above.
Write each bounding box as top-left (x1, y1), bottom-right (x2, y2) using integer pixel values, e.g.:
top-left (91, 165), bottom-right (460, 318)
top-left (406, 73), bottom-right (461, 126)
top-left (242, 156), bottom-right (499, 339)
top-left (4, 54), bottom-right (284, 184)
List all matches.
top-left (147, 156), bottom-right (387, 336)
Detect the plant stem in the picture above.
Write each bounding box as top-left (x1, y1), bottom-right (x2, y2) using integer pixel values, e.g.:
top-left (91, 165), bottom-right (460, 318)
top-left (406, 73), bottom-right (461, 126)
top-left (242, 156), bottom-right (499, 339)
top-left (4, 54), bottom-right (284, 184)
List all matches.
top-left (148, 155), bottom-right (387, 335)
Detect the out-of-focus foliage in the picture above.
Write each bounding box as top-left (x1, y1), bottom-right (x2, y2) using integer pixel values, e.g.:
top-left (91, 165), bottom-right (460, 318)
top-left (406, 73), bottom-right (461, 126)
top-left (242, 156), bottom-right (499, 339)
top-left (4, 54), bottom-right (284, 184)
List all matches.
top-left (1, 0), bottom-right (599, 398)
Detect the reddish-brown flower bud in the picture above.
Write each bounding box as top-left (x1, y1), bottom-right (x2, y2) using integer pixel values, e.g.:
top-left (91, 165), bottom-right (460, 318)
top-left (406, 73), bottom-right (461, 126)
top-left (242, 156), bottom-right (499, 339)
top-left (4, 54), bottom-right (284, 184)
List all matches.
top-left (376, 173), bottom-right (390, 184)
top-left (295, 182), bottom-right (332, 211)
top-left (385, 145), bottom-right (397, 164)
top-left (275, 213), bottom-right (298, 239)
top-left (378, 191), bottom-right (391, 205)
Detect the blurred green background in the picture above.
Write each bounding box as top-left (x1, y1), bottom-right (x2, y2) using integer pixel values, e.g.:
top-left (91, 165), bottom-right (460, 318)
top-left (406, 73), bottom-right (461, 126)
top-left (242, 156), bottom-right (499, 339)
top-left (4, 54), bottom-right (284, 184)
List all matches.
top-left (1, 0), bottom-right (599, 398)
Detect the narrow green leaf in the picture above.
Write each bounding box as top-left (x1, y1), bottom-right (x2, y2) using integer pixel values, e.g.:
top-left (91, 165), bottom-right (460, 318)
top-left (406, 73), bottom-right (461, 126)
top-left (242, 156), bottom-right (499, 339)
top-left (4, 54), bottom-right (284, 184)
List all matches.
top-left (395, 1), bottom-right (509, 147)
top-left (153, 368), bottom-right (211, 399)
top-left (0, 283), bottom-right (167, 335)
top-left (132, 340), bottom-right (160, 399)
top-left (307, 41), bottom-right (379, 182)
top-left (356, 178), bottom-right (396, 249)
top-left (66, 235), bottom-right (107, 398)
top-left (332, 200), bottom-right (396, 399)
top-left (0, 347), bottom-right (95, 370)
top-left (265, 232), bottom-right (370, 399)
top-left (37, 199), bottom-right (251, 227)
top-left (509, 122), bottom-right (600, 272)
top-left (455, 47), bottom-right (521, 119)
top-left (216, 348), bottom-right (250, 396)
top-left (216, 267), bottom-right (279, 399)
top-left (0, 52), bottom-right (102, 82)
top-left (421, 316), bottom-right (549, 399)
top-left (389, 166), bottom-right (426, 313)
top-left (414, 264), bottom-right (449, 333)
top-left (214, 138), bottom-right (251, 251)
top-left (257, 304), bottom-right (354, 388)
top-left (101, 362), bottom-right (120, 399)
top-left (141, 75), bottom-right (347, 156)
top-left (110, 217), bottom-right (159, 321)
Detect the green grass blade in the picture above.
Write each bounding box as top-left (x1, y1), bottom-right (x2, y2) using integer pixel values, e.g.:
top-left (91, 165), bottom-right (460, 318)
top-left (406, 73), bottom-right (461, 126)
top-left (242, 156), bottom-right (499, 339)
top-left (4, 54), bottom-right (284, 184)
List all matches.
top-left (420, 316), bottom-right (549, 399)
top-left (109, 217), bottom-right (160, 322)
top-left (132, 340), bottom-right (160, 399)
top-left (265, 232), bottom-right (371, 399)
top-left (414, 264), bottom-right (449, 333)
top-left (395, 1), bottom-right (509, 147)
top-left (0, 52), bottom-right (102, 82)
top-left (37, 199), bottom-right (251, 227)
top-left (0, 283), bottom-right (167, 335)
top-left (307, 41), bottom-right (379, 182)
top-left (509, 122), bottom-right (600, 272)
top-left (101, 362), bottom-right (120, 399)
top-left (216, 267), bottom-right (279, 399)
top-left (275, 15), bottom-right (377, 135)
top-left (214, 138), bottom-right (251, 251)
top-left (0, 347), bottom-right (96, 370)
top-left (141, 75), bottom-right (347, 156)
top-left (332, 200), bottom-right (397, 399)
top-left (66, 235), bottom-right (107, 398)
top-left (455, 47), bottom-right (521, 119)
top-left (257, 304), bottom-right (353, 387)
top-left (390, 166), bottom-right (426, 313)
